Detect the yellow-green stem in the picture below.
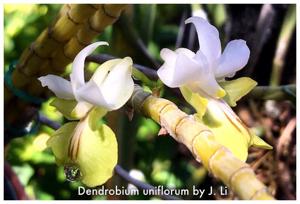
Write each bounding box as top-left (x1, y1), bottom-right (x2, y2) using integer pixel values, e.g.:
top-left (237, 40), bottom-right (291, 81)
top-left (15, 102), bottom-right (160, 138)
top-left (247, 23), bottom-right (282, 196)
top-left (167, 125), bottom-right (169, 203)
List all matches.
top-left (129, 85), bottom-right (274, 200)
top-left (5, 4), bottom-right (127, 132)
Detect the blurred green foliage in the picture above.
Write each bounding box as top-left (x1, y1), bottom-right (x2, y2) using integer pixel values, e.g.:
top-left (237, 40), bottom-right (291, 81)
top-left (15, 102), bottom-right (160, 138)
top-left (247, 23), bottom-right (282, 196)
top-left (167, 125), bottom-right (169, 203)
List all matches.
top-left (4, 4), bottom-right (60, 70)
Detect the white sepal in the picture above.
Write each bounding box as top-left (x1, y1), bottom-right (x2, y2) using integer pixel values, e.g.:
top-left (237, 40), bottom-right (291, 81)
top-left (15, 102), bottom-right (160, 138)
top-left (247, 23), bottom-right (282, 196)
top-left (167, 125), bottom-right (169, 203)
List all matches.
top-left (215, 40), bottom-right (250, 79)
top-left (38, 75), bottom-right (74, 100)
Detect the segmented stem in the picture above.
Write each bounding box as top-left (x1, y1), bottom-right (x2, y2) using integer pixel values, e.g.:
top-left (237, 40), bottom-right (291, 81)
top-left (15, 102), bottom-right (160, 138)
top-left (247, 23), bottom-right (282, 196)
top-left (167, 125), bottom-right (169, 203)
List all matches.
top-left (5, 4), bottom-right (127, 133)
top-left (129, 85), bottom-right (274, 200)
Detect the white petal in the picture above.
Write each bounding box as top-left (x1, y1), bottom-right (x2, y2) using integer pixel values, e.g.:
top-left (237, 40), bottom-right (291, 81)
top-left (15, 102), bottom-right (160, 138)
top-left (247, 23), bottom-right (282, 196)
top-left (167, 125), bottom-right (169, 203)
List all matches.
top-left (70, 41), bottom-right (109, 96)
top-left (76, 80), bottom-right (109, 108)
top-left (215, 40), bottom-right (250, 79)
top-left (157, 63), bottom-right (175, 87)
top-left (38, 75), bottom-right (74, 99)
top-left (187, 72), bottom-right (226, 99)
top-left (76, 57), bottom-right (134, 110)
top-left (160, 48), bottom-right (177, 63)
top-left (158, 48), bottom-right (203, 88)
top-left (91, 59), bottom-right (122, 87)
top-left (194, 50), bottom-right (210, 70)
top-left (181, 49), bottom-right (225, 98)
top-left (185, 16), bottom-right (221, 66)
top-left (172, 53), bottom-right (203, 86)
top-left (175, 48), bottom-right (195, 58)
top-left (157, 49), bottom-right (178, 87)
top-left (100, 57), bottom-right (134, 110)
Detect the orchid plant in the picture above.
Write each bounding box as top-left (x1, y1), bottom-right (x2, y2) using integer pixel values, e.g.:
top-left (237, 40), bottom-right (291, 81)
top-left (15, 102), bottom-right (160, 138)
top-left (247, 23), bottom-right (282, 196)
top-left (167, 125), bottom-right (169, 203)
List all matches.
top-left (37, 17), bottom-right (271, 188)
top-left (157, 16), bottom-right (272, 161)
top-left (38, 42), bottom-right (134, 187)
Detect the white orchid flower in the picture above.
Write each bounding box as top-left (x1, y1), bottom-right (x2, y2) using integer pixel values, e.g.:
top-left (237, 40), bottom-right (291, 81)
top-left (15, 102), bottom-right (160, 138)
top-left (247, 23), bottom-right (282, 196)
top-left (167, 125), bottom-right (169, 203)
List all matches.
top-left (157, 16), bottom-right (250, 99)
top-left (157, 17), bottom-right (272, 161)
top-left (38, 42), bottom-right (134, 114)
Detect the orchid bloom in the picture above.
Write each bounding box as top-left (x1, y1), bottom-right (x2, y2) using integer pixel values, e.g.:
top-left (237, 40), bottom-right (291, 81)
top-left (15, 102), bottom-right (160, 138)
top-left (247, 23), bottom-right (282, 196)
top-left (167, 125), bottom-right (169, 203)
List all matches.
top-left (158, 16), bottom-right (250, 99)
top-left (38, 42), bottom-right (134, 187)
top-left (157, 17), bottom-right (272, 162)
top-left (39, 41), bottom-right (134, 117)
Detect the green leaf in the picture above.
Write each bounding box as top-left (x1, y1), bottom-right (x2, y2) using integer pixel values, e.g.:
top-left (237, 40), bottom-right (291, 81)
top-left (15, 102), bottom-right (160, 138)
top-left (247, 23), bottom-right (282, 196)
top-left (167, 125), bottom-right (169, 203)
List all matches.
top-left (180, 86), bottom-right (208, 118)
top-left (219, 77), bottom-right (257, 107)
top-left (50, 98), bottom-right (93, 120)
